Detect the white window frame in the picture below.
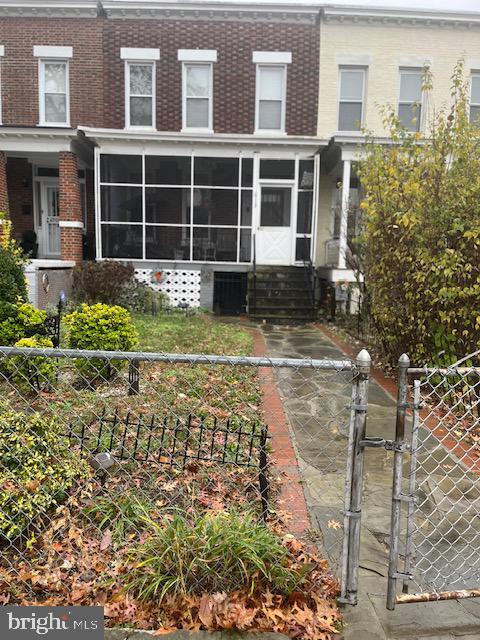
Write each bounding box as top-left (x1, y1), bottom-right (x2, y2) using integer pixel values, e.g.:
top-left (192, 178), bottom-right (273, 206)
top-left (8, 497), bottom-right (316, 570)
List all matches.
top-left (181, 62), bottom-right (213, 133)
top-left (398, 67), bottom-right (424, 132)
top-left (38, 58), bottom-right (70, 127)
top-left (254, 64), bottom-right (287, 135)
top-left (470, 72), bottom-right (480, 124)
top-left (337, 66), bottom-right (366, 133)
top-left (124, 59), bottom-right (156, 131)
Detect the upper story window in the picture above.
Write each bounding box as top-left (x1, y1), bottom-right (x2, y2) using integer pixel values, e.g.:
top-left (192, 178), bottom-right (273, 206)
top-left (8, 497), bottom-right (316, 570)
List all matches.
top-left (398, 69), bottom-right (423, 131)
top-left (178, 50), bottom-right (217, 132)
top-left (253, 52), bottom-right (291, 134)
top-left (121, 48), bottom-right (160, 130)
top-left (34, 46), bottom-right (73, 126)
top-left (470, 73), bottom-right (480, 125)
top-left (338, 67), bottom-right (365, 132)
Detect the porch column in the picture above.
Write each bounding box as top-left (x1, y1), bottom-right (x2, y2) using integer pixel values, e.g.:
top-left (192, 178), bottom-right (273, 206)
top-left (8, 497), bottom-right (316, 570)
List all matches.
top-left (0, 151), bottom-right (9, 216)
top-left (338, 158), bottom-right (351, 270)
top-left (59, 151), bottom-right (83, 264)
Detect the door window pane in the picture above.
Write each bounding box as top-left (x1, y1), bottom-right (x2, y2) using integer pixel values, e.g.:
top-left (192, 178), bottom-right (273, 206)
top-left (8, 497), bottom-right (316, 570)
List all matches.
top-left (100, 155), bottom-right (142, 184)
top-left (260, 160), bottom-right (295, 180)
top-left (146, 188), bottom-right (189, 224)
top-left (193, 228), bottom-right (237, 262)
top-left (194, 157), bottom-right (239, 186)
top-left (299, 160), bottom-right (314, 187)
top-left (193, 189), bottom-right (238, 226)
top-left (240, 229), bottom-right (252, 262)
top-left (146, 156), bottom-right (190, 185)
top-left (146, 226), bottom-right (190, 260)
top-left (100, 186), bottom-right (142, 222)
top-left (102, 224), bottom-right (143, 259)
top-left (338, 102), bottom-right (363, 131)
top-left (295, 237), bottom-right (311, 262)
top-left (297, 191), bottom-right (313, 234)
top-left (260, 187), bottom-right (291, 227)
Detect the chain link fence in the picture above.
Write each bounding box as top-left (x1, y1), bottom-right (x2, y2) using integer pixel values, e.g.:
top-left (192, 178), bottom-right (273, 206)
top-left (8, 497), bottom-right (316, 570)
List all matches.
top-left (0, 344), bottom-right (360, 616)
top-left (387, 353), bottom-right (480, 608)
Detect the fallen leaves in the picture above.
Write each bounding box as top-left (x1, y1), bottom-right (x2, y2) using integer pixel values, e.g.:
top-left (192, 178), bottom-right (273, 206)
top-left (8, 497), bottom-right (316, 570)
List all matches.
top-left (99, 529), bottom-right (112, 551)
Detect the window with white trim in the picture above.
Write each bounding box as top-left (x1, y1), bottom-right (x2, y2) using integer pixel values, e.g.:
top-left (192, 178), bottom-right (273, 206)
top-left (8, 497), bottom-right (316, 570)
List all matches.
top-left (39, 59), bottom-right (69, 125)
top-left (126, 61), bottom-right (155, 129)
top-left (255, 65), bottom-right (286, 132)
top-left (338, 67), bottom-right (365, 132)
top-left (398, 68), bottom-right (423, 132)
top-left (183, 63), bottom-right (212, 130)
top-left (470, 73), bottom-right (480, 125)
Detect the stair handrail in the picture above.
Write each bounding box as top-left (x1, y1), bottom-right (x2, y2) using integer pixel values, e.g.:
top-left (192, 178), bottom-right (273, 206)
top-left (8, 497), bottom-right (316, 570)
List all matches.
top-left (302, 238), bottom-right (317, 313)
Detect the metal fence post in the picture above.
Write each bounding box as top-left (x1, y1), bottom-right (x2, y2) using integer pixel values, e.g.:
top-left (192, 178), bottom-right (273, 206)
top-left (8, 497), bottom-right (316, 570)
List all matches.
top-left (341, 348), bottom-right (371, 605)
top-left (386, 353), bottom-right (411, 610)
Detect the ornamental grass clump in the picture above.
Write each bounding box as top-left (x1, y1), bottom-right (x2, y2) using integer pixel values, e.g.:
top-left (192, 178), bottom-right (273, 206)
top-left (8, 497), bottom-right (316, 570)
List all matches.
top-left (126, 510), bottom-right (307, 603)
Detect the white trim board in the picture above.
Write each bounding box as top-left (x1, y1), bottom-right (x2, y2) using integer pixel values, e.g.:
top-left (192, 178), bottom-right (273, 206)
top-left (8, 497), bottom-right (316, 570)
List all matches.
top-left (252, 51), bottom-right (292, 64)
top-left (178, 49), bottom-right (217, 62)
top-left (33, 45), bottom-right (73, 58)
top-left (120, 47), bottom-right (160, 61)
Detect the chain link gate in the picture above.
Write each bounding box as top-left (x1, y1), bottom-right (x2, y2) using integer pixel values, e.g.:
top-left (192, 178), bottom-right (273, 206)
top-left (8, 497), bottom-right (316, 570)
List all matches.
top-left (387, 352), bottom-right (480, 610)
top-left (0, 343), bottom-right (372, 614)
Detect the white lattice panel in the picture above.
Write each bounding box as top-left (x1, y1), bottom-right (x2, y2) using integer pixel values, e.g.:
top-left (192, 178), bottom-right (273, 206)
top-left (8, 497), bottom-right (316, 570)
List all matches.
top-left (135, 269), bottom-right (201, 308)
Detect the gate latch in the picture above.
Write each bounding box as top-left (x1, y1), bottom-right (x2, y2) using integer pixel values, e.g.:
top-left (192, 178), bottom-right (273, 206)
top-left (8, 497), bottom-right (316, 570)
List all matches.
top-left (360, 437), bottom-right (411, 452)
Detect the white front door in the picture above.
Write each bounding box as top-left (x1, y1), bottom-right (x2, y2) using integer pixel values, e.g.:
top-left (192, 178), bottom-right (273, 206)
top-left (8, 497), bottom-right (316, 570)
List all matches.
top-left (40, 181), bottom-right (60, 257)
top-left (256, 184), bottom-right (293, 265)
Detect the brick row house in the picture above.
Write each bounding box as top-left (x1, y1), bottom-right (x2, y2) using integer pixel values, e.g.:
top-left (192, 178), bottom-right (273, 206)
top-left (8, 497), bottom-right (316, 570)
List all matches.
top-left (1, 1), bottom-right (479, 316)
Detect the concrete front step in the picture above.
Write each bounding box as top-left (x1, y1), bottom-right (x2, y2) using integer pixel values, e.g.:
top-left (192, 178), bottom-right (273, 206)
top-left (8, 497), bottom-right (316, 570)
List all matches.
top-left (250, 315), bottom-right (314, 324)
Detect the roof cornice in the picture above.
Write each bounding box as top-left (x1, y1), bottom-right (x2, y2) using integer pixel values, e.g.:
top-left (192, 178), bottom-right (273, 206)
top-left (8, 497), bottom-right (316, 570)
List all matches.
top-left (0, 0), bottom-right (98, 18)
top-left (323, 5), bottom-right (480, 29)
top-left (102, 1), bottom-right (318, 24)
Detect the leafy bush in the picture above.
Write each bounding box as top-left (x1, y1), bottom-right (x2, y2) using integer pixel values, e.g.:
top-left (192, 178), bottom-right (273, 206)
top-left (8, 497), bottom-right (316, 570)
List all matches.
top-left (72, 261), bottom-right (135, 305)
top-left (126, 510), bottom-right (306, 602)
top-left (65, 303), bottom-right (138, 381)
top-left (0, 404), bottom-right (88, 541)
top-left (0, 301), bottom-right (47, 346)
top-left (0, 245), bottom-right (27, 325)
top-left (117, 280), bottom-right (170, 314)
top-left (5, 336), bottom-right (56, 392)
top-left (83, 491), bottom-right (154, 543)
top-left (357, 62), bottom-right (480, 366)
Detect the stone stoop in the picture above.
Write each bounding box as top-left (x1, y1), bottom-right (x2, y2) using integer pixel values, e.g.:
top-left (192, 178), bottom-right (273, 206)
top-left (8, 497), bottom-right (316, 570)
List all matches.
top-left (247, 266), bottom-right (315, 325)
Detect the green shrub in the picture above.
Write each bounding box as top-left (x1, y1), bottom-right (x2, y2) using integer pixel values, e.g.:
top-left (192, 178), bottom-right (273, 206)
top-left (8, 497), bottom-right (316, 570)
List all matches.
top-left (0, 301), bottom-right (47, 346)
top-left (5, 336), bottom-right (56, 392)
top-left (0, 246), bottom-right (27, 325)
top-left (65, 303), bottom-right (138, 381)
top-left (0, 404), bottom-right (89, 541)
top-left (357, 62), bottom-right (480, 365)
top-left (117, 280), bottom-right (170, 314)
top-left (72, 260), bottom-right (135, 305)
top-left (126, 510), bottom-right (306, 602)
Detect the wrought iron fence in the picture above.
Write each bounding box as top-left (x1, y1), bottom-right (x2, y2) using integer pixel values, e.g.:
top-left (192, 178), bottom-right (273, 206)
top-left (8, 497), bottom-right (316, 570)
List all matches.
top-left (0, 344), bottom-right (363, 610)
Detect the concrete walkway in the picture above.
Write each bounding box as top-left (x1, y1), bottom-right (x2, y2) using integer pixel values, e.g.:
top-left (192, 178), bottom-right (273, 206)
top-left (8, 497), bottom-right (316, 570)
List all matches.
top-left (261, 325), bottom-right (480, 640)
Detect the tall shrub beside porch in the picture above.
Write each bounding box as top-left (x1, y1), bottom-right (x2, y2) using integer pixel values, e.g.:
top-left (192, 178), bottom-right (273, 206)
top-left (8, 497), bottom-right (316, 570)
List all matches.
top-left (357, 63), bottom-right (480, 365)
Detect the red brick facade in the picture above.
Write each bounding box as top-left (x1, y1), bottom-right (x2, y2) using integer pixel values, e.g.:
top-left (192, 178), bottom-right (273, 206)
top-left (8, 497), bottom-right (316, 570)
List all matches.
top-left (0, 17), bottom-right (103, 127)
top-left (6, 158), bottom-right (33, 239)
top-left (59, 151), bottom-right (83, 263)
top-left (103, 19), bottom-right (319, 135)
